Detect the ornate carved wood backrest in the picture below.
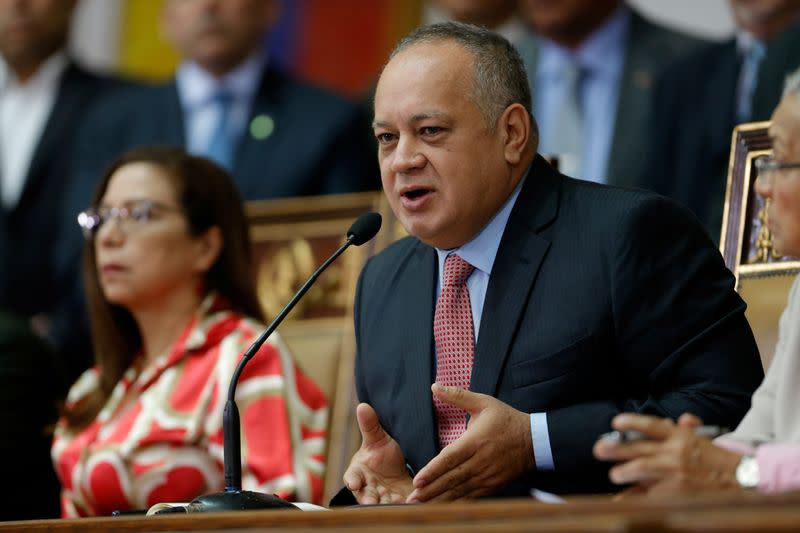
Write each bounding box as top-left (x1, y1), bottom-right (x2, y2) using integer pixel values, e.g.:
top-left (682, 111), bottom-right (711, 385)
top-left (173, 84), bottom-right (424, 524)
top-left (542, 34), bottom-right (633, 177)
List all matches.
top-left (720, 121), bottom-right (800, 368)
top-left (245, 192), bottom-right (403, 503)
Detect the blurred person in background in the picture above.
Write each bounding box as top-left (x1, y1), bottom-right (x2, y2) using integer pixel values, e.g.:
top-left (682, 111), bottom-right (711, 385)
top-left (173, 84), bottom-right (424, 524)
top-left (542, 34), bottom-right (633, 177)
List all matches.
top-left (52, 147), bottom-right (328, 517)
top-left (641, 0), bottom-right (800, 239)
top-left (0, 0), bottom-right (126, 381)
top-left (55, 0), bottom-right (380, 390)
top-left (68, 0), bottom-right (377, 206)
top-left (595, 69), bottom-right (800, 496)
top-left (0, 310), bottom-right (65, 520)
top-left (515, 0), bottom-right (704, 184)
top-left (423, 0), bottom-right (525, 45)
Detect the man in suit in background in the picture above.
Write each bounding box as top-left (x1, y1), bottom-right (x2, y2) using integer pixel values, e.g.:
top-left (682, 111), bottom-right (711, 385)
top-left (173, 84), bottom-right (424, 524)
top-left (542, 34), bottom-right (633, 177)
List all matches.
top-left (69, 0), bottom-right (377, 206)
top-left (641, 0), bottom-right (800, 239)
top-left (0, 0), bottom-right (124, 381)
top-left (338, 22), bottom-right (761, 504)
top-left (423, 0), bottom-right (525, 45)
top-left (515, 0), bottom-right (703, 185)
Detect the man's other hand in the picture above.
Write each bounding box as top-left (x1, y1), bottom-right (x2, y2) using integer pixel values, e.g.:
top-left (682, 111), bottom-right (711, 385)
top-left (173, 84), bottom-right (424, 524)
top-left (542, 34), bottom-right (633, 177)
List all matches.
top-left (407, 384), bottom-right (535, 502)
top-left (342, 403), bottom-right (413, 504)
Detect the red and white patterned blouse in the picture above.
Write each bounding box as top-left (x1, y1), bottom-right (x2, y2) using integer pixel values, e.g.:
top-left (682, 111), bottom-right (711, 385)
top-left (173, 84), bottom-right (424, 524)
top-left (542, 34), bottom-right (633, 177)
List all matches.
top-left (51, 294), bottom-right (328, 517)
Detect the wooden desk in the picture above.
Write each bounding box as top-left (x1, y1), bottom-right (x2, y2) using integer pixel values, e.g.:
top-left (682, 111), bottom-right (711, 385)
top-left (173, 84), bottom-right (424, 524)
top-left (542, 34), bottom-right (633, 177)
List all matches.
top-left (3, 493), bottom-right (799, 532)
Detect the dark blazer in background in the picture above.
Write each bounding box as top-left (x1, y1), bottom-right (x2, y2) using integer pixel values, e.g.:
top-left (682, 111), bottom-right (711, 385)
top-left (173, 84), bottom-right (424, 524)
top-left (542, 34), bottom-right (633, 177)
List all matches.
top-left (353, 156), bottom-right (763, 496)
top-left (0, 62), bottom-right (125, 382)
top-left (516, 10), bottom-right (704, 187)
top-left (68, 62), bottom-right (378, 205)
top-left (0, 311), bottom-right (68, 520)
top-left (59, 62), bottom-right (379, 276)
top-left (640, 25), bottom-right (800, 239)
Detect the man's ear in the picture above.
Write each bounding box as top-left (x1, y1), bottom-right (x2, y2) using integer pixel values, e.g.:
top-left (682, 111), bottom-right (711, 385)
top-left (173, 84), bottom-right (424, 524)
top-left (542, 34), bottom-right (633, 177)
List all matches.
top-left (500, 103), bottom-right (531, 166)
top-left (193, 226), bottom-right (223, 274)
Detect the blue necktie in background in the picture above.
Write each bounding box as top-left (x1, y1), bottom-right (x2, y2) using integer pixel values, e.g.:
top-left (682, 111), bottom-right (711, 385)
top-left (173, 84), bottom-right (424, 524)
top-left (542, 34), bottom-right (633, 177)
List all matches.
top-left (205, 89), bottom-right (235, 170)
top-left (737, 40), bottom-right (766, 123)
top-left (549, 60), bottom-right (584, 177)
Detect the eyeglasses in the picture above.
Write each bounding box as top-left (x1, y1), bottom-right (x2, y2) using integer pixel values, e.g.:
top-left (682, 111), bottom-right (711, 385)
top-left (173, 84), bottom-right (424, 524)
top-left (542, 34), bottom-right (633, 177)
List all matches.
top-left (755, 155), bottom-right (800, 186)
top-left (77, 200), bottom-right (181, 240)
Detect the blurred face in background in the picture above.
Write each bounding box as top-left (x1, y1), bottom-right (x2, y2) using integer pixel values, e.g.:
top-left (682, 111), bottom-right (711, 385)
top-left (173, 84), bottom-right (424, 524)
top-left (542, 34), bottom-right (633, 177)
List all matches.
top-left (93, 162), bottom-right (220, 311)
top-left (432, 0), bottom-right (518, 29)
top-left (755, 94), bottom-right (800, 256)
top-left (729, 0), bottom-right (800, 40)
top-left (0, 0), bottom-right (76, 79)
top-left (161, 0), bottom-right (278, 77)
top-left (520, 0), bottom-right (622, 48)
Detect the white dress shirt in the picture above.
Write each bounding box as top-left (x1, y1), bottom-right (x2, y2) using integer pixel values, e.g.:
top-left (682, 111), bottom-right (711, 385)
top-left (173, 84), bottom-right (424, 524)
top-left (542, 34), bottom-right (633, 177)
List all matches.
top-left (0, 51), bottom-right (68, 209)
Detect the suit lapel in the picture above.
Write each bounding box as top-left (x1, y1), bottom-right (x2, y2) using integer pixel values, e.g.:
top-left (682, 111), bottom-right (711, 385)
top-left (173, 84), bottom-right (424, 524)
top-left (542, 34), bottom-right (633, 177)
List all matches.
top-left (164, 82), bottom-right (187, 145)
top-left (14, 64), bottom-right (82, 218)
top-left (707, 41), bottom-right (739, 154)
top-left (403, 242), bottom-right (439, 461)
top-left (232, 63), bottom-right (280, 195)
top-left (471, 156), bottom-right (559, 396)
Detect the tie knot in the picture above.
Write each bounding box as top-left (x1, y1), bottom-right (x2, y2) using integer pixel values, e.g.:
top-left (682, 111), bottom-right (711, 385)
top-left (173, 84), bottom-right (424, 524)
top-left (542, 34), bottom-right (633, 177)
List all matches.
top-left (560, 60), bottom-right (583, 86)
top-left (212, 88), bottom-right (234, 107)
top-left (442, 254), bottom-right (474, 287)
top-left (744, 41), bottom-right (766, 65)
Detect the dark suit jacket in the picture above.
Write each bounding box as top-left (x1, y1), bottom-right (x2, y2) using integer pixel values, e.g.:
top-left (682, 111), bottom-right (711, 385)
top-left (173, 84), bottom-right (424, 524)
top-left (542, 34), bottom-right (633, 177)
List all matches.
top-left (0, 63), bottom-right (120, 319)
top-left (515, 10), bottom-right (704, 187)
top-left (69, 62), bottom-right (379, 206)
top-left (352, 156), bottom-right (762, 496)
top-left (641, 25), bottom-right (800, 239)
top-left (0, 62), bottom-right (125, 383)
top-left (0, 310), bottom-right (68, 519)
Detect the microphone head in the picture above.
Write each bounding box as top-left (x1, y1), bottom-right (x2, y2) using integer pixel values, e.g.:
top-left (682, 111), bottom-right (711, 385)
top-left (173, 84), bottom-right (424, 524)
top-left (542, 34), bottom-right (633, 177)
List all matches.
top-left (347, 212), bottom-right (382, 246)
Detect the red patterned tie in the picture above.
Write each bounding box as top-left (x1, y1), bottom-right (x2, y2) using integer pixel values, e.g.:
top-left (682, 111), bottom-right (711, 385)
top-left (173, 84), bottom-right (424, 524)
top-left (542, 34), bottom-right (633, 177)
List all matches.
top-left (433, 254), bottom-right (476, 448)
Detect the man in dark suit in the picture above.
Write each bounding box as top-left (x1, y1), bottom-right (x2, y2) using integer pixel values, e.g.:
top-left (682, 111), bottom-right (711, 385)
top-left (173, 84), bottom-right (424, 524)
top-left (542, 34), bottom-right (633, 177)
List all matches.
top-left (70, 0), bottom-right (377, 206)
top-left (0, 0), bottom-right (124, 381)
top-left (338, 22), bottom-right (762, 504)
top-left (515, 0), bottom-right (703, 185)
top-left (641, 0), bottom-right (800, 239)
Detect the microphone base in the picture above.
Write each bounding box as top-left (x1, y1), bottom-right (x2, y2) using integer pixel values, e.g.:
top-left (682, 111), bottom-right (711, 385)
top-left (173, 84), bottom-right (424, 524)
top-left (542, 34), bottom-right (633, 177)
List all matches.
top-left (190, 490), bottom-right (298, 512)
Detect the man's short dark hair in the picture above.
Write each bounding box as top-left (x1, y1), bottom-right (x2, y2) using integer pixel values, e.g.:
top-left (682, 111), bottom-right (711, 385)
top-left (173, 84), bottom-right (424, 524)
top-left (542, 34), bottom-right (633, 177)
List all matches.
top-left (390, 21), bottom-right (536, 137)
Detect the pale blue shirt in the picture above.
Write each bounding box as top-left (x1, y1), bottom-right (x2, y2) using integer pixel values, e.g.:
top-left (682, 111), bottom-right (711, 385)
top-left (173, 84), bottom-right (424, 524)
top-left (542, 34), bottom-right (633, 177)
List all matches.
top-left (434, 170), bottom-right (555, 471)
top-left (535, 5), bottom-right (629, 184)
top-left (175, 52), bottom-right (264, 158)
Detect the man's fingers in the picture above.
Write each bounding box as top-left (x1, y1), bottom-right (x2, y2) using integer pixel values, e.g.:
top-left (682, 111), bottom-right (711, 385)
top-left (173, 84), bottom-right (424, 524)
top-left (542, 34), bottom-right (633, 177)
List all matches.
top-left (612, 413), bottom-right (676, 440)
top-left (411, 449), bottom-right (477, 501)
top-left (431, 384), bottom-right (485, 413)
top-left (356, 403), bottom-right (388, 447)
top-left (343, 467), bottom-right (364, 493)
top-left (677, 412), bottom-right (703, 429)
top-left (413, 438), bottom-right (474, 489)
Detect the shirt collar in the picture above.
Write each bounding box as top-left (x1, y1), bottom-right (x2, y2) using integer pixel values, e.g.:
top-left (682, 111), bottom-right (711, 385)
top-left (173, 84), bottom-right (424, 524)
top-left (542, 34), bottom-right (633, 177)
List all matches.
top-left (435, 168), bottom-right (528, 276)
top-left (0, 49), bottom-right (69, 90)
top-left (176, 50), bottom-right (266, 110)
top-left (736, 31), bottom-right (765, 55)
top-left (538, 4), bottom-right (630, 79)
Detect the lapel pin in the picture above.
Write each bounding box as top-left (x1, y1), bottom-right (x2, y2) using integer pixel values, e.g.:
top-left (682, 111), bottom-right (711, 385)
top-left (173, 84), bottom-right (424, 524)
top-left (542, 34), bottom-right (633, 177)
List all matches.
top-left (250, 114), bottom-right (274, 140)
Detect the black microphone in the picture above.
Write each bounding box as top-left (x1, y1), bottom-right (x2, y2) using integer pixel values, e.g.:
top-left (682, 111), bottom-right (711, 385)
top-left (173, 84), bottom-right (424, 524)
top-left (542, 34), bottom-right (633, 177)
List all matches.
top-left (187, 211), bottom-right (382, 512)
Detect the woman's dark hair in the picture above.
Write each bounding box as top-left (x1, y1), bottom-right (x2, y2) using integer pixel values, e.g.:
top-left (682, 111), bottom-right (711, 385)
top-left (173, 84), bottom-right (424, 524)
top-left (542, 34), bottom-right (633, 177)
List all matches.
top-left (65, 145), bottom-right (264, 428)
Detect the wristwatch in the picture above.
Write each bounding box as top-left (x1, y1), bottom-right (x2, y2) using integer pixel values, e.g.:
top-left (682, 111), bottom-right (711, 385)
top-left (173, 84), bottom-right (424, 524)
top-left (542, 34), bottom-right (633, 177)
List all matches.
top-left (735, 455), bottom-right (760, 489)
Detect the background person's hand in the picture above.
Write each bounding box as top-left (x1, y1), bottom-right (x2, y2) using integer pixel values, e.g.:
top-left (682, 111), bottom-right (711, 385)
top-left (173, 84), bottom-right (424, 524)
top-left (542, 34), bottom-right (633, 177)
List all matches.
top-left (593, 413), bottom-right (743, 496)
top-left (342, 403), bottom-right (413, 504)
top-left (407, 384), bottom-right (535, 502)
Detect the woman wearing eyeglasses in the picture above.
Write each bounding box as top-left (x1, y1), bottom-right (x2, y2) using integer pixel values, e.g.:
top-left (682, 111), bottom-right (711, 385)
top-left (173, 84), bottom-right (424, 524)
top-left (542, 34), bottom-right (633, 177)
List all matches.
top-left (592, 69), bottom-right (800, 497)
top-left (51, 146), bottom-right (328, 516)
